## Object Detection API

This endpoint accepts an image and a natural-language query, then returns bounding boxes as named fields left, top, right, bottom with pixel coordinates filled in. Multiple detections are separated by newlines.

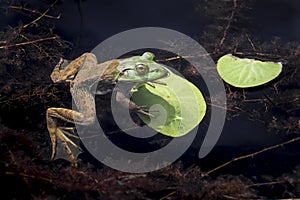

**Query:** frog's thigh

left=51, top=53, right=98, bottom=82
left=47, top=107, right=95, bottom=125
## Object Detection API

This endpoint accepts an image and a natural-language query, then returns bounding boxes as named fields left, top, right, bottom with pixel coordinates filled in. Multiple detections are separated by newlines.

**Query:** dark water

left=55, top=0, right=299, bottom=174
left=55, top=0, right=205, bottom=53
left=253, top=0, right=300, bottom=41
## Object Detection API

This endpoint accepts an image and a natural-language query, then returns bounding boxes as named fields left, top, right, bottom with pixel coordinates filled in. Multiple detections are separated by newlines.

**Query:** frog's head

left=117, top=52, right=169, bottom=83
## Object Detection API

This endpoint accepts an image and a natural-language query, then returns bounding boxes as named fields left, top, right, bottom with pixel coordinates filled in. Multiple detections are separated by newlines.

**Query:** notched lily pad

left=131, top=71, right=206, bottom=137
left=217, top=54, right=282, bottom=88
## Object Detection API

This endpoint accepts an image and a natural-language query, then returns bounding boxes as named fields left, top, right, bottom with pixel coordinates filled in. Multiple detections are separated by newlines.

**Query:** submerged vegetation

left=0, top=0, right=299, bottom=199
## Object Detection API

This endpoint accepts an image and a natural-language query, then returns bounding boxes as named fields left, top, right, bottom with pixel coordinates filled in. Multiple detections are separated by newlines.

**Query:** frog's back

left=74, top=59, right=120, bottom=86
left=71, top=58, right=120, bottom=113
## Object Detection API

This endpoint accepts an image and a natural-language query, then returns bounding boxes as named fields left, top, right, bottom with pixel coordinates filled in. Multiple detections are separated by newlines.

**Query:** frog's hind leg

left=46, top=107, right=94, bottom=165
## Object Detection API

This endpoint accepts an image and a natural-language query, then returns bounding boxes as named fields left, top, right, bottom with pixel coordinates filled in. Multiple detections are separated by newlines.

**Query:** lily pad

left=131, top=71, right=206, bottom=137
left=217, top=54, right=282, bottom=88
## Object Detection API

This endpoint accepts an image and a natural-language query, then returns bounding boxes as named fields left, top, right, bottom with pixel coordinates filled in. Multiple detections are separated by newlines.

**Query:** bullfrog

left=46, top=52, right=169, bottom=165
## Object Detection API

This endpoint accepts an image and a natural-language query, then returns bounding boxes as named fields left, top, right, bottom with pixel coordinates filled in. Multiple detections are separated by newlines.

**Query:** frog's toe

left=52, top=128, right=82, bottom=166
left=59, top=127, right=78, bottom=138
left=136, top=107, right=156, bottom=118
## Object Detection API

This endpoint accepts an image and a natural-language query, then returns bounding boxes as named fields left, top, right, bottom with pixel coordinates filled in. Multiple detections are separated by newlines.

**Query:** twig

left=215, top=0, right=237, bottom=52
left=247, top=179, right=300, bottom=188
left=156, top=53, right=213, bottom=62
left=23, top=0, right=59, bottom=28
left=18, top=33, right=55, bottom=61
left=242, top=98, right=267, bottom=103
left=2, top=169, right=103, bottom=192
left=159, top=191, right=176, bottom=200
left=19, top=34, right=45, bottom=55
left=0, top=36, right=58, bottom=49
left=246, top=34, right=256, bottom=51
left=4, top=171, right=53, bottom=183
left=1, top=5, right=61, bottom=19
left=234, top=51, right=282, bottom=58
left=7, top=147, right=17, bottom=165
left=207, top=103, right=236, bottom=112
left=204, top=137, right=300, bottom=176
left=102, top=174, right=147, bottom=183
left=0, top=86, right=61, bottom=105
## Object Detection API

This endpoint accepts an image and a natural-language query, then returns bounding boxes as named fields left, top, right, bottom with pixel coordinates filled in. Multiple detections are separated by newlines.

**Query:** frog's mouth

left=117, top=68, right=170, bottom=83
left=147, top=79, right=168, bottom=87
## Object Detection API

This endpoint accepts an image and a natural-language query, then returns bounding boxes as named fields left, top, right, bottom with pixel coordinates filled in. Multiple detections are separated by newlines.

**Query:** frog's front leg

left=115, top=91, right=153, bottom=117
left=50, top=53, right=97, bottom=83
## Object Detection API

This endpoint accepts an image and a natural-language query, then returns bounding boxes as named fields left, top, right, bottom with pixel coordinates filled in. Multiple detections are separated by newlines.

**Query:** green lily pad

left=217, top=54, right=282, bottom=88
left=131, top=72, right=206, bottom=137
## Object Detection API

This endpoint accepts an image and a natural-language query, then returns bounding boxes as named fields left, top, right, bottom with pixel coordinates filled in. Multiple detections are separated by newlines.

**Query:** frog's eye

left=141, top=52, right=155, bottom=61
left=135, top=64, right=149, bottom=75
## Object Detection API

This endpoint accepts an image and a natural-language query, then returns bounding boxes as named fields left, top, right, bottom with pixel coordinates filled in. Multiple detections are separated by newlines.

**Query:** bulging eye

left=135, top=64, right=149, bottom=75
